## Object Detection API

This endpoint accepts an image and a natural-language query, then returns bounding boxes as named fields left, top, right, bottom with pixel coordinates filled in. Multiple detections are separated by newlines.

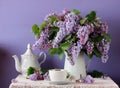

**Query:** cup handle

left=39, top=52, right=46, bottom=66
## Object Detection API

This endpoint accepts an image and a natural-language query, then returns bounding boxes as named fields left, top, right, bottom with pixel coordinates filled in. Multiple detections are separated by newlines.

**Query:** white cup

left=49, top=69, right=67, bottom=81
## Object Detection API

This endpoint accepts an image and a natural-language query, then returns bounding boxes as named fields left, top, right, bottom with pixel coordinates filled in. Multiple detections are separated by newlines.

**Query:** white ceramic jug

left=64, top=51, right=86, bottom=80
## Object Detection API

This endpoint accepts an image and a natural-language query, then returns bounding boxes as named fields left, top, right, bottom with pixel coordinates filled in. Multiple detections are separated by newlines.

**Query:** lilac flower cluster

left=44, top=12, right=57, bottom=21
left=77, top=25, right=90, bottom=45
left=29, top=71, right=44, bottom=81
left=84, top=75, right=94, bottom=83
left=32, top=29, right=51, bottom=50
left=43, top=72, right=50, bottom=80
left=67, top=42, right=82, bottom=65
left=32, top=9, right=110, bottom=65
left=52, top=21, right=66, bottom=48
left=97, top=39, right=110, bottom=63
left=101, top=22, right=108, bottom=34
left=76, top=75, right=94, bottom=84
left=86, top=41, right=94, bottom=55
left=52, top=12, right=78, bottom=48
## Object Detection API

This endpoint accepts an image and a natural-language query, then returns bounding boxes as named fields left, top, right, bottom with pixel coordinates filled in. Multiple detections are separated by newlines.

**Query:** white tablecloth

left=9, top=75, right=119, bottom=88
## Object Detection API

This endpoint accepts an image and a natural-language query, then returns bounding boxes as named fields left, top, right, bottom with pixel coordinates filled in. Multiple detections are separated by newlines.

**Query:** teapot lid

left=22, top=43, right=37, bottom=57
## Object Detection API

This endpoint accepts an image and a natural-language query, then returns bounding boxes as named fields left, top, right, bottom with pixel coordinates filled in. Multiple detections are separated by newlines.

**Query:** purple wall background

left=0, top=0, right=120, bottom=87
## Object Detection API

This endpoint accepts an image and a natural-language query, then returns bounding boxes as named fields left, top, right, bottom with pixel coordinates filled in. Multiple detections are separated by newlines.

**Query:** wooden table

left=9, top=75, right=119, bottom=88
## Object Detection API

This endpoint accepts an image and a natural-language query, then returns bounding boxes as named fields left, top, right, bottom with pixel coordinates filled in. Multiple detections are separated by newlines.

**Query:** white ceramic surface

left=64, top=51, right=86, bottom=80
left=12, top=43, right=46, bottom=75
left=49, top=69, right=67, bottom=82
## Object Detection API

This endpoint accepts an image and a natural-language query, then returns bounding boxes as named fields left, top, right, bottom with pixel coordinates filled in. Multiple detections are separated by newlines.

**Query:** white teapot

left=12, top=43, right=46, bottom=75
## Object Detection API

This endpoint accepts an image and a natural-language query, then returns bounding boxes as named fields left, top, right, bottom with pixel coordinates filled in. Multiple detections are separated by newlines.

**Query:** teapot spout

left=12, top=55, right=21, bottom=73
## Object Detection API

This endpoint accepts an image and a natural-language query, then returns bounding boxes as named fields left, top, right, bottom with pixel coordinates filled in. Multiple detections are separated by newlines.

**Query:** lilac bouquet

left=32, top=9, right=111, bottom=65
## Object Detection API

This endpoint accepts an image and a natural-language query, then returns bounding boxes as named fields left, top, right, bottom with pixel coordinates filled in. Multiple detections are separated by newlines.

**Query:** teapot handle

left=39, top=52, right=46, bottom=66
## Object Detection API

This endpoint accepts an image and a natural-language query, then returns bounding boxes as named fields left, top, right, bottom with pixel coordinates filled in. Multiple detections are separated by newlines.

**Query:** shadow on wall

left=0, top=47, right=13, bottom=88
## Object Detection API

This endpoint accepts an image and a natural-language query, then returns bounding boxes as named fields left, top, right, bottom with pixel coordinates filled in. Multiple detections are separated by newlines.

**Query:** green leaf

left=105, top=34, right=111, bottom=42
left=39, top=21, right=49, bottom=31
left=71, top=35, right=78, bottom=43
left=66, top=73, right=70, bottom=78
left=48, top=31, right=57, bottom=40
left=93, top=22, right=101, bottom=27
left=80, top=17, right=88, bottom=25
left=59, top=52, right=64, bottom=60
left=87, top=70, right=104, bottom=78
left=27, top=67, right=35, bottom=76
left=95, top=17, right=100, bottom=21
left=89, top=34, right=103, bottom=43
left=95, top=36, right=103, bottom=42
left=87, top=54, right=93, bottom=59
left=50, top=26, right=59, bottom=32
left=71, top=9, right=80, bottom=15
left=49, top=15, right=58, bottom=24
left=41, top=69, right=48, bottom=75
left=60, top=42, right=71, bottom=50
left=48, top=26, right=59, bottom=40
left=49, top=47, right=64, bottom=60
left=32, top=24, right=40, bottom=37
left=49, top=48, right=58, bottom=55
left=86, top=11, right=96, bottom=22
left=93, top=47, right=101, bottom=58
left=49, top=48, right=62, bottom=55
left=65, top=35, right=72, bottom=40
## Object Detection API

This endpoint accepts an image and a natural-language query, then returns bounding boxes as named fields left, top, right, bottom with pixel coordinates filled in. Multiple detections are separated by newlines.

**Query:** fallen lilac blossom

left=43, top=72, right=50, bottom=80
left=76, top=75, right=94, bottom=84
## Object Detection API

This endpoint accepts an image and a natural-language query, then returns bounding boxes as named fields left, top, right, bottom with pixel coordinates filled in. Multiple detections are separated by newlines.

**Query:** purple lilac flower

left=55, top=21, right=66, bottom=28
left=43, top=72, right=50, bottom=80
left=52, top=21, right=66, bottom=48
left=44, top=12, right=57, bottom=21
left=57, top=10, right=71, bottom=21
left=67, top=42, right=82, bottom=65
left=65, top=20, right=76, bottom=33
left=73, top=24, right=81, bottom=33
left=101, top=39, right=110, bottom=63
left=65, top=12, right=77, bottom=21
left=101, top=22, right=108, bottom=34
left=32, top=29, right=50, bottom=50
left=38, top=42, right=52, bottom=50
left=29, top=71, right=43, bottom=81
left=32, top=10, right=110, bottom=65
left=97, top=39, right=110, bottom=63
left=72, top=42, right=83, bottom=59
left=102, top=39, right=110, bottom=51
left=64, top=13, right=78, bottom=34
left=76, top=75, right=94, bottom=84
left=52, top=13, right=77, bottom=48
left=52, top=28, right=67, bottom=48
left=29, top=73, right=38, bottom=81
left=86, top=41, right=94, bottom=55
left=95, top=22, right=108, bottom=34
left=65, top=12, right=79, bottom=22
left=69, top=58, right=75, bottom=65
left=87, top=24, right=94, bottom=33
left=84, top=75, right=94, bottom=84
left=62, top=9, right=70, bottom=14
left=101, top=54, right=109, bottom=63
left=77, top=26, right=90, bottom=45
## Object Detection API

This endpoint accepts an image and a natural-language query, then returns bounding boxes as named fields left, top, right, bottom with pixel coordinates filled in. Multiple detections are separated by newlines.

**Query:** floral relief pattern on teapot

left=12, top=43, right=46, bottom=75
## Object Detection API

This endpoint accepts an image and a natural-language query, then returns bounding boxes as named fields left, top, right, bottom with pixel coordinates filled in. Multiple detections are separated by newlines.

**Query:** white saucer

left=49, top=80, right=72, bottom=85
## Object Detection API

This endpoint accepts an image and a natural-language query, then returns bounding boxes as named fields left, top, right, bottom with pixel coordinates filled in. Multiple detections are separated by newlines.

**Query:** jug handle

left=39, top=52, right=46, bottom=66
